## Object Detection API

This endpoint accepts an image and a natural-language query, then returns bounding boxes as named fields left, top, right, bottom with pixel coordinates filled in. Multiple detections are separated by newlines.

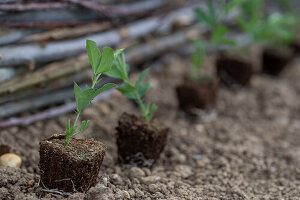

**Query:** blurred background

left=0, top=0, right=299, bottom=127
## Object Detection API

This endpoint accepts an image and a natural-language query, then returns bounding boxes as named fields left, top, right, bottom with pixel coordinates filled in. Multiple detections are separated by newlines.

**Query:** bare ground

left=0, top=55, right=300, bottom=200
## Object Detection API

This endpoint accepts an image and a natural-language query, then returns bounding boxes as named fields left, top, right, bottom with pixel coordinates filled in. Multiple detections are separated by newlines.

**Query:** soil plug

left=39, top=40, right=121, bottom=192
left=176, top=0, right=244, bottom=119
left=193, top=1, right=253, bottom=88
left=104, top=52, right=168, bottom=167
left=176, top=39, right=218, bottom=121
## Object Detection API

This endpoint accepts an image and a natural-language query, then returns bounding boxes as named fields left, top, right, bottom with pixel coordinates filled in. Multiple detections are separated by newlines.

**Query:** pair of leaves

left=104, top=53, right=129, bottom=80
left=211, top=25, right=236, bottom=46
left=86, top=40, right=115, bottom=74
left=74, top=82, right=116, bottom=112
left=195, top=0, right=241, bottom=28
left=117, top=68, right=151, bottom=100
left=195, top=1, right=217, bottom=28
left=192, top=39, right=206, bottom=69
left=143, top=102, right=157, bottom=122
left=65, top=119, right=90, bottom=146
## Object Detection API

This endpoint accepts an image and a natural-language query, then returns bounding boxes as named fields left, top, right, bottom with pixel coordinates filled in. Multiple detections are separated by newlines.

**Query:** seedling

left=237, top=0, right=297, bottom=48
left=191, top=0, right=240, bottom=80
left=65, top=40, right=122, bottom=146
left=190, top=39, right=206, bottom=81
left=195, top=0, right=240, bottom=46
left=104, top=53, right=157, bottom=122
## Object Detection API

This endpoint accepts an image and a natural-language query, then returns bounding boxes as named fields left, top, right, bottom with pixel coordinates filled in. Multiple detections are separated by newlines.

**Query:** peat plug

left=105, top=52, right=168, bottom=167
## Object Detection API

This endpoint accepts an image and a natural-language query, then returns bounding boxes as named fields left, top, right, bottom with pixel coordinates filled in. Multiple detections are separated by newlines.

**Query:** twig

left=0, top=89, right=115, bottom=128
left=0, top=70, right=91, bottom=105
left=0, top=2, right=201, bottom=66
left=0, top=55, right=89, bottom=96
left=0, top=21, right=100, bottom=28
left=21, top=22, right=111, bottom=43
left=0, top=2, right=68, bottom=11
left=66, top=0, right=167, bottom=17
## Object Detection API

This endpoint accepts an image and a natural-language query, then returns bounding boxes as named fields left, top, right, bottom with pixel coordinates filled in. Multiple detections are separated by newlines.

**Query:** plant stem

left=73, top=111, right=81, bottom=130
left=91, top=73, right=101, bottom=89
left=123, top=77, right=148, bottom=121
left=135, top=91, right=146, bottom=117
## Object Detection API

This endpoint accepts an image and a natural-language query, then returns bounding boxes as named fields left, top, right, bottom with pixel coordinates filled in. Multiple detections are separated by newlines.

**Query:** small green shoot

left=237, top=0, right=297, bottom=48
left=195, top=0, right=240, bottom=46
left=65, top=40, right=122, bottom=146
left=191, top=0, right=241, bottom=80
left=104, top=53, right=157, bottom=122
left=191, top=39, right=206, bottom=81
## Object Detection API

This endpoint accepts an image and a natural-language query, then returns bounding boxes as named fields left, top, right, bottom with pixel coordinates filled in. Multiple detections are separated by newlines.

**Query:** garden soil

left=0, top=55, right=300, bottom=199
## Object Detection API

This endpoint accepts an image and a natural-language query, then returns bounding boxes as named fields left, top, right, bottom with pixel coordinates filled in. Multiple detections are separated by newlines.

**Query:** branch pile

left=0, top=0, right=209, bottom=126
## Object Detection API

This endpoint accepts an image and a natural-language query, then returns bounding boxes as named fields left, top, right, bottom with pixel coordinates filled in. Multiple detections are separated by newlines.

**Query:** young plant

left=104, top=53, right=157, bottom=122
left=190, top=39, right=206, bottom=81
left=65, top=40, right=122, bottom=146
left=191, top=0, right=240, bottom=80
left=195, top=0, right=241, bottom=46
left=237, top=0, right=297, bottom=48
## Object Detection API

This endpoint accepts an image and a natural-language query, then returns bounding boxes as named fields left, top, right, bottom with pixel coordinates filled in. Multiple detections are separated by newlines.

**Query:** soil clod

left=116, top=113, right=168, bottom=168
left=39, top=134, right=106, bottom=192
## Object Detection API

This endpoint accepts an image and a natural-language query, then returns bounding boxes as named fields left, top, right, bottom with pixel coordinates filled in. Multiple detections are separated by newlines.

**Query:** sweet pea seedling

left=65, top=40, right=122, bottom=146
left=191, top=0, right=240, bottom=80
left=104, top=53, right=157, bottom=122
left=237, top=0, right=297, bottom=48
left=195, top=0, right=240, bottom=46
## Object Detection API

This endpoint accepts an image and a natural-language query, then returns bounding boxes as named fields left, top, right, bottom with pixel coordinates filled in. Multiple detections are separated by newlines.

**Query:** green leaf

left=78, top=89, right=97, bottom=111
left=79, top=120, right=90, bottom=134
left=74, top=83, right=96, bottom=112
left=97, top=47, right=114, bottom=74
left=74, top=82, right=82, bottom=111
left=207, top=1, right=216, bottom=27
left=114, top=48, right=124, bottom=59
left=225, top=0, right=241, bottom=15
left=95, top=78, right=103, bottom=85
left=144, top=103, right=157, bottom=121
left=86, top=40, right=101, bottom=74
left=135, top=68, right=150, bottom=87
left=104, top=63, right=123, bottom=79
left=195, top=8, right=209, bottom=25
left=211, top=25, right=228, bottom=43
left=117, top=83, right=136, bottom=99
left=125, top=64, right=130, bottom=74
left=65, top=119, right=77, bottom=146
left=137, top=83, right=151, bottom=97
left=95, top=83, right=116, bottom=95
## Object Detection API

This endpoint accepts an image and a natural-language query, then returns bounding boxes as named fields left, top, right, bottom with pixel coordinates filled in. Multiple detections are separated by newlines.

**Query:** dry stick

left=0, top=2, right=201, bottom=66
left=66, top=0, right=167, bottom=17
left=0, top=75, right=116, bottom=118
left=0, top=70, right=91, bottom=105
left=0, top=29, right=41, bottom=46
left=0, top=21, right=104, bottom=28
left=0, top=55, right=90, bottom=96
left=0, top=2, right=68, bottom=11
left=0, top=30, right=253, bottom=123
left=0, top=0, right=168, bottom=27
left=0, top=89, right=115, bottom=128
left=0, top=29, right=193, bottom=121
left=0, top=0, right=23, bottom=4
left=21, top=22, right=112, bottom=43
